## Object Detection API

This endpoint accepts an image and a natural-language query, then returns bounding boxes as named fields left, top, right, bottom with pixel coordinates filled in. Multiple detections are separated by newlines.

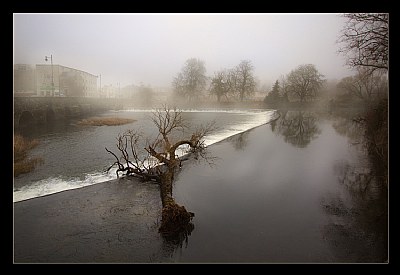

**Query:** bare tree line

left=334, top=13, right=388, bottom=103
left=173, top=58, right=257, bottom=103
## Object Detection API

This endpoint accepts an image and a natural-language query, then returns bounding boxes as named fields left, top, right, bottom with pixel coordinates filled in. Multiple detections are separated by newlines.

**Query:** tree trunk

left=159, top=168, right=175, bottom=207
left=158, top=165, right=194, bottom=236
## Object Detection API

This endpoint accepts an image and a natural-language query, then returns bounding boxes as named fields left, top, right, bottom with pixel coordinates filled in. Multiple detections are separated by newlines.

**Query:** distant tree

left=279, top=75, right=290, bottom=102
left=172, top=58, right=207, bottom=102
left=136, top=84, right=154, bottom=106
left=337, top=68, right=388, bottom=102
left=209, top=69, right=235, bottom=102
left=286, top=64, right=325, bottom=102
left=270, top=80, right=280, bottom=98
left=264, top=80, right=281, bottom=104
left=337, top=13, right=388, bottom=74
left=233, top=60, right=257, bottom=102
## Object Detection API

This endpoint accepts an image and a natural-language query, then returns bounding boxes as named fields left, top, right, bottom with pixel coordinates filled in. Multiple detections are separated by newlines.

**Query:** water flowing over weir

left=14, top=109, right=275, bottom=202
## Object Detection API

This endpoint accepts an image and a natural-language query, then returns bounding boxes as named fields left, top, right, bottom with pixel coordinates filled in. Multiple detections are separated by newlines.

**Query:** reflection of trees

left=334, top=160, right=377, bottom=200
left=229, top=131, right=250, bottom=150
left=271, top=111, right=321, bottom=148
left=331, top=108, right=388, bottom=187
left=332, top=116, right=364, bottom=145
left=321, top=160, right=387, bottom=262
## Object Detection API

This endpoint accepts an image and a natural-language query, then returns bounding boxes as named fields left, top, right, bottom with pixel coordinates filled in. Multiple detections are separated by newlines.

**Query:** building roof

left=36, top=64, right=98, bottom=78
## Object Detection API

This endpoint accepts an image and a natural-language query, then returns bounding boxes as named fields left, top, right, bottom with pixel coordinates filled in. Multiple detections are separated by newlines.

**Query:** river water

left=14, top=108, right=275, bottom=202
left=167, top=110, right=387, bottom=262
left=13, top=108, right=387, bottom=262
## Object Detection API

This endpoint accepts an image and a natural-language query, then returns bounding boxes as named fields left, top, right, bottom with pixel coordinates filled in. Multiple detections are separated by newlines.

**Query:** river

left=13, top=108, right=387, bottom=262
left=169, top=110, right=387, bottom=262
left=13, top=108, right=275, bottom=202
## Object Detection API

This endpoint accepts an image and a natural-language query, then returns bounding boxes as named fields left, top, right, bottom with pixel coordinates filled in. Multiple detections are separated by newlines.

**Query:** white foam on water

left=13, top=109, right=275, bottom=202
left=13, top=168, right=119, bottom=202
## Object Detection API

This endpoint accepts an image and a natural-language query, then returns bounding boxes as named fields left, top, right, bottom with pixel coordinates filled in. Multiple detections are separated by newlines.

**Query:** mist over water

left=13, top=13, right=387, bottom=263
left=13, top=109, right=275, bottom=202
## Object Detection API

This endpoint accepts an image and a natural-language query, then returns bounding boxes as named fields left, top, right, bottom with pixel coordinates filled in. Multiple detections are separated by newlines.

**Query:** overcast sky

left=13, top=13, right=354, bottom=89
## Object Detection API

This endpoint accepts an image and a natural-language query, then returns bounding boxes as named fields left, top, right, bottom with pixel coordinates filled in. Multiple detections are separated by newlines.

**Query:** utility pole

left=45, top=55, right=54, bottom=96
left=44, top=54, right=54, bottom=96
left=98, top=74, right=102, bottom=97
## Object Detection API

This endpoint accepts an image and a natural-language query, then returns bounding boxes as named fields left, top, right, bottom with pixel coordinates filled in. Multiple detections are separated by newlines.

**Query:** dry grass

left=14, top=158, right=44, bottom=177
left=14, top=135, right=39, bottom=162
left=77, top=117, right=136, bottom=126
left=14, top=135, right=43, bottom=177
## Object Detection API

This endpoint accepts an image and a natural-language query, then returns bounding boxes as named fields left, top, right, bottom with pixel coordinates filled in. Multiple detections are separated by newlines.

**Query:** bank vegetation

left=14, top=135, right=43, bottom=177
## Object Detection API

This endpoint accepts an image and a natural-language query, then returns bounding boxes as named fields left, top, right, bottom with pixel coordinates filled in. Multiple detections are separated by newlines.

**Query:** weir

left=13, top=109, right=275, bottom=202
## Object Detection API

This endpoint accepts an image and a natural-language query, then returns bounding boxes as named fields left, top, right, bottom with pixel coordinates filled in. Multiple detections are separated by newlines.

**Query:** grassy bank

left=77, top=117, right=136, bottom=126
left=14, top=135, right=43, bottom=177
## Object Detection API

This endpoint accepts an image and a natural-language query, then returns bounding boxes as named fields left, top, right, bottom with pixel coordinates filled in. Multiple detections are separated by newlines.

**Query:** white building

left=101, top=84, right=118, bottom=98
left=14, top=64, right=36, bottom=96
left=35, top=64, right=98, bottom=97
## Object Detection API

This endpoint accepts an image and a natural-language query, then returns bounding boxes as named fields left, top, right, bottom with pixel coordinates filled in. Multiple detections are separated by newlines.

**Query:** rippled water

left=14, top=109, right=275, bottom=202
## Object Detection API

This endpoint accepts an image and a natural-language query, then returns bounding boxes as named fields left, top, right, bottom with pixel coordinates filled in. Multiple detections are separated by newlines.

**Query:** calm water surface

left=169, top=111, right=387, bottom=262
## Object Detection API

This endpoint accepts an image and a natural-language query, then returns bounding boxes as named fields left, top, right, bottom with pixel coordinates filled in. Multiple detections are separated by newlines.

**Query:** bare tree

left=234, top=60, right=257, bottom=102
left=337, top=13, right=388, bottom=74
left=337, top=68, right=388, bottom=102
left=279, top=75, right=290, bottom=101
left=209, top=69, right=236, bottom=102
left=286, top=64, right=325, bottom=102
left=106, top=106, right=216, bottom=236
left=172, top=58, right=207, bottom=102
left=135, top=84, right=154, bottom=107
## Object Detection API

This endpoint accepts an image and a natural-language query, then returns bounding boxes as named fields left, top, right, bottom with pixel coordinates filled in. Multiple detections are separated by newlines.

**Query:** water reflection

left=321, top=160, right=387, bottom=262
left=271, top=110, right=321, bottom=148
left=158, top=224, right=194, bottom=262
left=334, top=160, right=376, bottom=200
left=331, top=115, right=364, bottom=145
left=228, top=131, right=250, bottom=150
left=332, top=112, right=387, bottom=187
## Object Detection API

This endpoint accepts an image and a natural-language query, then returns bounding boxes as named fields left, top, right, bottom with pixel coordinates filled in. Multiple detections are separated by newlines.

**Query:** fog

left=13, top=13, right=354, bottom=89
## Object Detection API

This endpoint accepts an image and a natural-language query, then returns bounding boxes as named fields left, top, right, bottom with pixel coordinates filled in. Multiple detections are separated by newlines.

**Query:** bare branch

left=337, top=13, right=388, bottom=73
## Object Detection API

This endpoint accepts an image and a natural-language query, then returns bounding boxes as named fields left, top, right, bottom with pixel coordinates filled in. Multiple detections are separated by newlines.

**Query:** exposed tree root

left=159, top=202, right=194, bottom=237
